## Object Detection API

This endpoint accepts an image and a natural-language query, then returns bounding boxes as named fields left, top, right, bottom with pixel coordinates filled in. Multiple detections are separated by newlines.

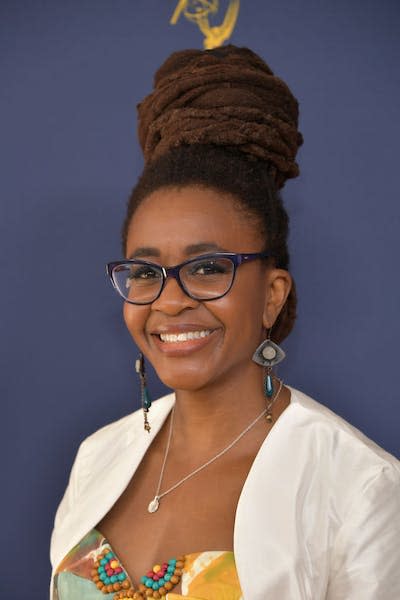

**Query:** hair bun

left=137, top=45, right=303, bottom=188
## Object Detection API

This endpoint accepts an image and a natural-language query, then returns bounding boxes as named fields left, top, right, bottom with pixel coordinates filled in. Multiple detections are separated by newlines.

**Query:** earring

left=135, top=353, right=152, bottom=433
left=252, top=333, right=285, bottom=420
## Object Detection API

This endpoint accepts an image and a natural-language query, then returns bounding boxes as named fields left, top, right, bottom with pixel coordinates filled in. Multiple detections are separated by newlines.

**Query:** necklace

left=93, top=542, right=185, bottom=599
left=148, top=379, right=284, bottom=513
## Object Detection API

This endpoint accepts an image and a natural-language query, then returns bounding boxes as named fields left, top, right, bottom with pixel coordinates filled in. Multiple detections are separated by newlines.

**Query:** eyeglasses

left=106, top=252, right=271, bottom=305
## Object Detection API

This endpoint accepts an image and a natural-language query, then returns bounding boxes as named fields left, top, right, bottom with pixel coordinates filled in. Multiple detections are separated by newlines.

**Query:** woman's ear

left=262, top=269, right=292, bottom=329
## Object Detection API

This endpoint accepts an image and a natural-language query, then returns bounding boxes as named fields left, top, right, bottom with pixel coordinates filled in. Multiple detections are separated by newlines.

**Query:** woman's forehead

left=126, top=186, right=264, bottom=256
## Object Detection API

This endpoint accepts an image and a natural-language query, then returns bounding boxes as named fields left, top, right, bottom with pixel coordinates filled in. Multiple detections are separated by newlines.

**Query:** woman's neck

left=170, top=362, right=289, bottom=452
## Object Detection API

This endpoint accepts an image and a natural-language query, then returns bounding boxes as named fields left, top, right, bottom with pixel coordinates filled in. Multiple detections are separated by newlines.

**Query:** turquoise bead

left=152, top=582, right=159, bottom=591
left=110, top=575, right=117, bottom=583
left=164, top=574, right=171, bottom=581
left=143, top=388, right=152, bottom=409
left=167, top=565, right=174, bottom=573
left=158, top=578, right=165, bottom=586
left=104, top=577, right=111, bottom=585
left=119, top=573, right=127, bottom=581
left=140, top=575, right=147, bottom=584
left=106, top=552, right=114, bottom=560
left=98, top=566, right=105, bottom=573
left=265, top=374, right=274, bottom=397
left=100, top=558, right=107, bottom=566
left=100, top=573, right=107, bottom=582
left=145, top=578, right=153, bottom=587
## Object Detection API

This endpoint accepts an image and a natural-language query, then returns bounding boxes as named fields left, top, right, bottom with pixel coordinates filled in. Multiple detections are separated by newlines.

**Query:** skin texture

left=99, top=185, right=292, bottom=589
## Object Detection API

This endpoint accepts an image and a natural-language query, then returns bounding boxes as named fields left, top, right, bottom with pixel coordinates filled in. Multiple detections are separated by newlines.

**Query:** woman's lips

left=150, top=328, right=219, bottom=355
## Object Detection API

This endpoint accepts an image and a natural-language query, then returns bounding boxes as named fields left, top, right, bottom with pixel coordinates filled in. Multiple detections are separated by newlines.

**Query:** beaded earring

left=252, top=332, right=285, bottom=421
left=135, top=353, right=152, bottom=432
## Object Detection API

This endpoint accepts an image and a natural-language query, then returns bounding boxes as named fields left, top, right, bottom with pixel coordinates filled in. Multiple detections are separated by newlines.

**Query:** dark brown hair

left=123, top=45, right=302, bottom=343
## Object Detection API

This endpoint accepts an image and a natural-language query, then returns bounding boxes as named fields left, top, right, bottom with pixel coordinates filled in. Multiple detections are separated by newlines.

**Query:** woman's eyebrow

left=184, top=242, right=227, bottom=255
left=128, top=243, right=227, bottom=260
left=128, top=247, right=160, bottom=259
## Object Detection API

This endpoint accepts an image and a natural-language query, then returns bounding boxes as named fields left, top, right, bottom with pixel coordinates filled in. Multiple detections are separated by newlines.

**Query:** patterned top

left=53, top=528, right=243, bottom=600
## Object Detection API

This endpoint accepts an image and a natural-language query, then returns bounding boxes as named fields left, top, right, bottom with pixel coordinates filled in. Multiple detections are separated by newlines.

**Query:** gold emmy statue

left=170, top=0, right=240, bottom=50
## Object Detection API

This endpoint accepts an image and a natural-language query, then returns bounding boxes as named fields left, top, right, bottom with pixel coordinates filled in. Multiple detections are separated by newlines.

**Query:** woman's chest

left=97, top=448, right=255, bottom=589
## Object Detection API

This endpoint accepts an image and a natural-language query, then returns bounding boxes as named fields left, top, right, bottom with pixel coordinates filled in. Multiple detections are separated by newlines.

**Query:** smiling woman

left=50, top=46, right=400, bottom=600
left=121, top=186, right=290, bottom=393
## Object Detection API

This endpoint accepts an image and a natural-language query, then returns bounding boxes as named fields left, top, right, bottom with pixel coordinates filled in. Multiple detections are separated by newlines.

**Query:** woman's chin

left=156, top=369, right=210, bottom=393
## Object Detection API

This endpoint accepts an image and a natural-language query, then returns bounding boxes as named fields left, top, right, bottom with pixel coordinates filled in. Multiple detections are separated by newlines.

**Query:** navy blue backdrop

left=1, top=1, right=399, bottom=597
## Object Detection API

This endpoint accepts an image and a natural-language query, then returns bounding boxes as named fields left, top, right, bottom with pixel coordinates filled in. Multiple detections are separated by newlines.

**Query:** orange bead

left=158, top=587, right=166, bottom=595
left=174, top=569, right=182, bottom=576
left=138, top=583, right=147, bottom=592
left=113, top=582, right=121, bottom=591
left=96, top=581, right=103, bottom=590
left=176, top=561, right=184, bottom=568
left=164, top=581, right=173, bottom=590
left=170, top=575, right=179, bottom=584
left=122, top=580, right=131, bottom=589
left=153, top=592, right=161, bottom=599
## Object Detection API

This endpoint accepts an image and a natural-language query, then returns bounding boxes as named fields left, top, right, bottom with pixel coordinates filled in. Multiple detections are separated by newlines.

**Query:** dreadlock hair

left=122, top=45, right=302, bottom=343
left=122, top=143, right=297, bottom=344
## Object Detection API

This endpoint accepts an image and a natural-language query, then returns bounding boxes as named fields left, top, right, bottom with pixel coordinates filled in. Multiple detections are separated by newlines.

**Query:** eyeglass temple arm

left=239, top=251, right=271, bottom=264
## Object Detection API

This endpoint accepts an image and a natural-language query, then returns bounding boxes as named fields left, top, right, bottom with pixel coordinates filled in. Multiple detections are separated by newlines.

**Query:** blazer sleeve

left=326, top=463, right=400, bottom=599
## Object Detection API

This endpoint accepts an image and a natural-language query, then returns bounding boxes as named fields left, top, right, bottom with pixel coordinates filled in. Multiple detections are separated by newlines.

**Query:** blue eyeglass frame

left=106, top=251, right=272, bottom=305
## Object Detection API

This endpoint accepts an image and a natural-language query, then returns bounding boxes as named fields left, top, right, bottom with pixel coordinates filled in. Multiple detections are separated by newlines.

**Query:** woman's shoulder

left=287, top=385, right=399, bottom=475
left=75, top=392, right=175, bottom=461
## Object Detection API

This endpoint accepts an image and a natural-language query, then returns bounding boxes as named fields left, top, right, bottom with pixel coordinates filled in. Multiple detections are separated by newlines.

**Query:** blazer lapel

left=52, top=393, right=175, bottom=570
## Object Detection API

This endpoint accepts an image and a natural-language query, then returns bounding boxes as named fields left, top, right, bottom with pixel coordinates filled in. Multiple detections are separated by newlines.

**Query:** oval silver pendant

left=148, top=497, right=160, bottom=513
left=252, top=339, right=285, bottom=367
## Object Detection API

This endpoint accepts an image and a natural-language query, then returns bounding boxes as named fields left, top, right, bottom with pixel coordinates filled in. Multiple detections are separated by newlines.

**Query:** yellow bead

left=110, top=560, right=119, bottom=568
left=153, top=564, right=161, bottom=573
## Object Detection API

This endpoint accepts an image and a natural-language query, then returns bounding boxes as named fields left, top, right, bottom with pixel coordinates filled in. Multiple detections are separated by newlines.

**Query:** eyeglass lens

left=112, top=256, right=235, bottom=303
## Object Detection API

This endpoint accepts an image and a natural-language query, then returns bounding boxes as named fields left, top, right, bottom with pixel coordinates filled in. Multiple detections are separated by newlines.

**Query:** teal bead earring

left=135, top=353, right=152, bottom=432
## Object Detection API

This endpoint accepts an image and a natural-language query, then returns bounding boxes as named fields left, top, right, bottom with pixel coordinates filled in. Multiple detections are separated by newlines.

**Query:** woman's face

left=123, top=185, right=289, bottom=392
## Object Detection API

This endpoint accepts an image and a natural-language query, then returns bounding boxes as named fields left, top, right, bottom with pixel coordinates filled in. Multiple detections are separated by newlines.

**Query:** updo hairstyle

left=122, top=46, right=303, bottom=344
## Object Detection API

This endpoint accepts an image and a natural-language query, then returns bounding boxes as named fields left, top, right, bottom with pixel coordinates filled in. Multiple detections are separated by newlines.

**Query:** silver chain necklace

left=147, top=380, right=284, bottom=513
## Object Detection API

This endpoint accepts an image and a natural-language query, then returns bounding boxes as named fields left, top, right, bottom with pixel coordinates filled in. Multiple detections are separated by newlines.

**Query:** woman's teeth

left=159, top=330, right=211, bottom=343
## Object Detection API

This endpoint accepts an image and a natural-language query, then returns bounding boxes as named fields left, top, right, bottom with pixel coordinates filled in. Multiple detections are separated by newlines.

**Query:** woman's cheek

left=123, top=303, right=145, bottom=342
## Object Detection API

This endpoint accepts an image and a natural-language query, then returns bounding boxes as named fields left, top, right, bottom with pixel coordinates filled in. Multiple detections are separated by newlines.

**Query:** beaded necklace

left=92, top=380, right=283, bottom=598
left=92, top=546, right=185, bottom=599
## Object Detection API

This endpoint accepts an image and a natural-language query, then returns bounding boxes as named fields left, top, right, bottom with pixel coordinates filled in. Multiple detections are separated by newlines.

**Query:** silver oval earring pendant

left=252, top=338, right=286, bottom=403
left=252, top=339, right=286, bottom=368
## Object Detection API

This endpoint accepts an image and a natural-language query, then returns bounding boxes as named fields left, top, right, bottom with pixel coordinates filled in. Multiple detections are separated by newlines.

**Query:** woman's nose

left=151, top=275, right=199, bottom=314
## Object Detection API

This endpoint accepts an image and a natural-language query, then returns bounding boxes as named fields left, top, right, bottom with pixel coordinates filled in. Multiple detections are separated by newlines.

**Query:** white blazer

left=50, top=387, right=400, bottom=599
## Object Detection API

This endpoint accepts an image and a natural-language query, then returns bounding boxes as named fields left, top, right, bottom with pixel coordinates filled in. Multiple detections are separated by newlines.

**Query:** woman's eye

left=190, top=260, right=228, bottom=275
left=128, top=266, right=161, bottom=280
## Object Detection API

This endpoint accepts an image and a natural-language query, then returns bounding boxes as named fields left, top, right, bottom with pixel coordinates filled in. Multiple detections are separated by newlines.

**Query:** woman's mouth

left=158, top=330, right=212, bottom=343
left=151, top=328, right=218, bottom=355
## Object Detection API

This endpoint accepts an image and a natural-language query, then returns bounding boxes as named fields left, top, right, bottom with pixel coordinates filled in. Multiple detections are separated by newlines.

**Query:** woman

left=50, top=46, right=400, bottom=599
